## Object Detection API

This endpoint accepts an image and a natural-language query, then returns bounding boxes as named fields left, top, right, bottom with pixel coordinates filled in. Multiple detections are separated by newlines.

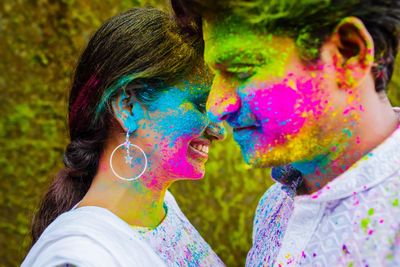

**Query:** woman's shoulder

left=164, top=190, right=179, bottom=208
left=23, top=206, right=167, bottom=267
left=164, top=190, right=187, bottom=221
left=22, top=235, right=117, bottom=267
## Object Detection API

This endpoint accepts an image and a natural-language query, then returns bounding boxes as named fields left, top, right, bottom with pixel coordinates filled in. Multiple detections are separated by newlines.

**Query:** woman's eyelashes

left=190, top=94, right=209, bottom=114
left=193, top=99, right=207, bottom=113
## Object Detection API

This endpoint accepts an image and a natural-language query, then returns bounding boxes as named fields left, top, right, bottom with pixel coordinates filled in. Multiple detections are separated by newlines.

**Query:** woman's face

left=128, top=80, right=225, bottom=186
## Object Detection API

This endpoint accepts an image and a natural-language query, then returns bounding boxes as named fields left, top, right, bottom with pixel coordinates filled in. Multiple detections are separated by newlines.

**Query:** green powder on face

left=342, top=128, right=352, bottom=137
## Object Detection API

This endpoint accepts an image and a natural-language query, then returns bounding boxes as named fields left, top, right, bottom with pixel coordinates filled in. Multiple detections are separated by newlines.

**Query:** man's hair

left=172, top=0, right=400, bottom=92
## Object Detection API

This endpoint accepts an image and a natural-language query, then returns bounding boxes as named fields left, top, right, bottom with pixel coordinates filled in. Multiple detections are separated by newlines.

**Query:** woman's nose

left=205, top=122, right=226, bottom=141
left=206, top=76, right=241, bottom=123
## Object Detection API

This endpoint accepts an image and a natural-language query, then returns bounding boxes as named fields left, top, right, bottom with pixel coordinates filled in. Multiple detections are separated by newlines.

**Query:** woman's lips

left=188, top=138, right=210, bottom=160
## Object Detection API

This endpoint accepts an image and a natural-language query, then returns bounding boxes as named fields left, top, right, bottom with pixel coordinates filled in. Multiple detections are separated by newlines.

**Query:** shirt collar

left=296, top=108, right=400, bottom=203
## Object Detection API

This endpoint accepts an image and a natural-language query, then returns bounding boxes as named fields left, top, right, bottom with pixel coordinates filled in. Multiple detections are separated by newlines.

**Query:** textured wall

left=0, top=1, right=399, bottom=267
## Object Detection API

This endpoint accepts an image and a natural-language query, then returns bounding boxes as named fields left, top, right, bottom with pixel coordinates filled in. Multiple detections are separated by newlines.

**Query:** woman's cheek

left=158, top=135, right=197, bottom=178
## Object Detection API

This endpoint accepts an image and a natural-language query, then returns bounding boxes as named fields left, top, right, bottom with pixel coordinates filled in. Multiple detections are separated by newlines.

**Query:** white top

left=22, top=191, right=224, bottom=267
left=247, top=113, right=400, bottom=266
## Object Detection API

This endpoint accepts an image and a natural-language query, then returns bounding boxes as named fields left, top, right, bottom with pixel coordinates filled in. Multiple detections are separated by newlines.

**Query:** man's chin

left=242, top=152, right=284, bottom=168
left=241, top=144, right=299, bottom=168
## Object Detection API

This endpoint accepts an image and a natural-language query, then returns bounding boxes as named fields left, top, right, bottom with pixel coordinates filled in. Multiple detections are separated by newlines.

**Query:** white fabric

left=131, top=191, right=225, bottom=267
left=22, top=192, right=193, bottom=267
left=248, top=111, right=400, bottom=266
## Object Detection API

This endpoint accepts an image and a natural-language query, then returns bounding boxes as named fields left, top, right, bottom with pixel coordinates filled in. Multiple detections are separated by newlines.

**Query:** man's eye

left=236, top=71, right=254, bottom=80
left=225, top=66, right=255, bottom=80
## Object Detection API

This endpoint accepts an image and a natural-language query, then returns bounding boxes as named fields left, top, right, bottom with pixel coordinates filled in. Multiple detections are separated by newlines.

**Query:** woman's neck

left=78, top=160, right=170, bottom=228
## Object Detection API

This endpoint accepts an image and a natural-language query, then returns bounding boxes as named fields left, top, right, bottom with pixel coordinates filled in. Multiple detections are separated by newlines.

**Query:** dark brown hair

left=31, top=7, right=204, bottom=245
left=172, top=0, right=400, bottom=92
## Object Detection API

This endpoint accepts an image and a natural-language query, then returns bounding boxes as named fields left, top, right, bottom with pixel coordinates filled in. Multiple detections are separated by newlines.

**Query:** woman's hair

left=31, top=7, right=205, bottom=245
left=172, top=0, right=400, bottom=92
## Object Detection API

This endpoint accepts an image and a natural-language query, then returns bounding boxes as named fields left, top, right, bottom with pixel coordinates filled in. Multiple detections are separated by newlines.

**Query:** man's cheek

left=247, top=80, right=307, bottom=136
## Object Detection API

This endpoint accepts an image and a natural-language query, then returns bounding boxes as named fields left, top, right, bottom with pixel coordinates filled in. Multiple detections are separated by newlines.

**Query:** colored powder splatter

left=301, top=251, right=306, bottom=258
left=360, top=218, right=370, bottom=231
left=368, top=208, right=374, bottom=216
left=342, top=244, right=350, bottom=255
left=342, top=128, right=352, bottom=137
left=247, top=79, right=308, bottom=145
left=148, top=88, right=208, bottom=147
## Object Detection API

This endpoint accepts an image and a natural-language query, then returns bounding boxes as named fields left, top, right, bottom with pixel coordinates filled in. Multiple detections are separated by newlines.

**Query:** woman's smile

left=188, top=137, right=211, bottom=160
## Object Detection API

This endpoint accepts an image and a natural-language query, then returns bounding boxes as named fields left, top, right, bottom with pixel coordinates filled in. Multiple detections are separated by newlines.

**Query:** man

left=172, top=1, right=400, bottom=266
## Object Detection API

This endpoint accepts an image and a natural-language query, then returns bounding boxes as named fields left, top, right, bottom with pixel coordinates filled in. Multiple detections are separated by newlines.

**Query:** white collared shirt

left=247, top=111, right=400, bottom=267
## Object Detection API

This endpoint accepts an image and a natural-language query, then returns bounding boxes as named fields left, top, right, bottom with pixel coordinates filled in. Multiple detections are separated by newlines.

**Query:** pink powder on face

left=157, top=134, right=204, bottom=185
left=247, top=78, right=319, bottom=146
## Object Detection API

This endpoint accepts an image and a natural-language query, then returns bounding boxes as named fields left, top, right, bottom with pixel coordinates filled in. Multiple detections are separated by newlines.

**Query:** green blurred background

left=0, top=1, right=399, bottom=267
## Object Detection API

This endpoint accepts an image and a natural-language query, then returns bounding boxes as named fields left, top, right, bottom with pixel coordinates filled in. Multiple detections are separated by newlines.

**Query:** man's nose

left=205, top=121, right=226, bottom=141
left=206, top=76, right=241, bottom=123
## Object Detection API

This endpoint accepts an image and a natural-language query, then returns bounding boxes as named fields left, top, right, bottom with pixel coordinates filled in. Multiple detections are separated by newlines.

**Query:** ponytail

left=30, top=136, right=105, bottom=245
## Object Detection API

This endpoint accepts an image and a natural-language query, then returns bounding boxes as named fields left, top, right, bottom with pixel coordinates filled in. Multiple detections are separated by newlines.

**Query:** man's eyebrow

left=213, top=49, right=265, bottom=65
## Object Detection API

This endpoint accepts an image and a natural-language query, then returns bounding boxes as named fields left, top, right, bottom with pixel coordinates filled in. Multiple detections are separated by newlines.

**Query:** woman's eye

left=197, top=102, right=207, bottom=113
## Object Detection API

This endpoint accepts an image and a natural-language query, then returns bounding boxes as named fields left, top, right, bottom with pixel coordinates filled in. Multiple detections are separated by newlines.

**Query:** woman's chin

left=184, top=168, right=205, bottom=180
left=175, top=164, right=205, bottom=181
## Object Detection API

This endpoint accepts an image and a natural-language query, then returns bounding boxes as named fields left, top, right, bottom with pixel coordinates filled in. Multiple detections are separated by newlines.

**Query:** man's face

left=204, top=17, right=357, bottom=168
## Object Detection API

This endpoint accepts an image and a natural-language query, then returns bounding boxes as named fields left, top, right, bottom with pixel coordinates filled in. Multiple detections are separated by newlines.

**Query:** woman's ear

left=112, top=89, right=141, bottom=132
left=328, top=16, right=375, bottom=89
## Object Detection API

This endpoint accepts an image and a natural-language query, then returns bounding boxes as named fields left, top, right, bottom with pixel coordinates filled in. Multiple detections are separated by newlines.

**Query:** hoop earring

left=109, top=130, right=148, bottom=181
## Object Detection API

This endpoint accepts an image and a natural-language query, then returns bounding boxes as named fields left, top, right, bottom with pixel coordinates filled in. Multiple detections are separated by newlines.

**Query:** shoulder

left=164, top=190, right=187, bottom=221
left=252, top=183, right=288, bottom=239
left=165, top=190, right=180, bottom=209
left=22, top=235, right=117, bottom=267
left=255, top=183, right=286, bottom=217
left=23, top=207, right=166, bottom=267
left=22, top=208, right=119, bottom=267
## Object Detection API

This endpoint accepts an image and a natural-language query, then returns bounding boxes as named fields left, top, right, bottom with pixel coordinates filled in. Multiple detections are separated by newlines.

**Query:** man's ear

left=329, top=17, right=375, bottom=89
left=111, top=89, right=140, bottom=132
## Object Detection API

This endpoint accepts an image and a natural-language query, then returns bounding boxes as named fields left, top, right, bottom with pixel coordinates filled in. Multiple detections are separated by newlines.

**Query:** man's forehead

left=203, top=15, right=258, bottom=42
left=203, top=17, right=292, bottom=65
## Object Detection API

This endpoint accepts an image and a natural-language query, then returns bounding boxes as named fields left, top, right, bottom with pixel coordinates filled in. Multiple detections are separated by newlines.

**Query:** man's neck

left=295, top=98, right=399, bottom=195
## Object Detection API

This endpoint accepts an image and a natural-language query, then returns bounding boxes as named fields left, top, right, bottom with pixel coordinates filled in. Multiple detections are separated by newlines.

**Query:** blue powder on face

left=147, top=87, right=209, bottom=147
left=292, top=154, right=329, bottom=175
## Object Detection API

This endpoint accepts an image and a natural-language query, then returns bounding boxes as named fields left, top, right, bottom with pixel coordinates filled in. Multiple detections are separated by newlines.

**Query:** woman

left=22, top=8, right=226, bottom=267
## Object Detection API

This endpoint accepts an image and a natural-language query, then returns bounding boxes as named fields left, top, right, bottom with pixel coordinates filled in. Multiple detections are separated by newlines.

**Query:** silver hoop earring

left=109, top=130, right=148, bottom=181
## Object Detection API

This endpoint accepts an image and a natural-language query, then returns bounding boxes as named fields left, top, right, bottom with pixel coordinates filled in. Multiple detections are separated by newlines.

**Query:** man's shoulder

left=253, top=182, right=290, bottom=232
left=256, top=183, right=286, bottom=213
